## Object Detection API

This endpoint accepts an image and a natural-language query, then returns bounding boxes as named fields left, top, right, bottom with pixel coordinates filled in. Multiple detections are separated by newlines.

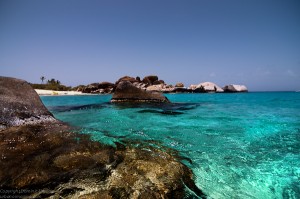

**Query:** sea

left=41, top=92, right=300, bottom=199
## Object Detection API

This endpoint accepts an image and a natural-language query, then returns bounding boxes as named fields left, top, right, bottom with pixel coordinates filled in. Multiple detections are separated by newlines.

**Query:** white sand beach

left=35, top=89, right=88, bottom=96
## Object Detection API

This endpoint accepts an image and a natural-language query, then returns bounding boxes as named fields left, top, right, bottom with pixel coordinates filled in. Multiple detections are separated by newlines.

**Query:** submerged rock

left=111, top=81, right=170, bottom=103
left=107, top=145, right=205, bottom=199
left=0, top=76, right=203, bottom=198
left=223, top=84, right=248, bottom=92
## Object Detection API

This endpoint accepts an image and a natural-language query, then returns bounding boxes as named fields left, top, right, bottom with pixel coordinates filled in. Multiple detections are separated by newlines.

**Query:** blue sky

left=0, top=0, right=299, bottom=91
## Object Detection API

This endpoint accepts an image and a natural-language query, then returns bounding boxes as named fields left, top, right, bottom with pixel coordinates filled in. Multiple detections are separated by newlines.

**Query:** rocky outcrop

left=80, top=82, right=115, bottom=94
left=0, top=76, right=56, bottom=129
left=0, top=76, right=204, bottom=198
left=175, top=82, right=185, bottom=88
left=142, top=75, right=158, bottom=85
left=82, top=83, right=99, bottom=93
left=153, top=79, right=165, bottom=85
left=72, top=75, right=249, bottom=95
left=98, top=81, right=115, bottom=89
left=223, top=84, right=248, bottom=92
left=97, top=81, right=115, bottom=93
left=146, top=84, right=164, bottom=92
left=115, top=76, right=138, bottom=85
left=188, top=82, right=224, bottom=93
left=111, top=81, right=170, bottom=103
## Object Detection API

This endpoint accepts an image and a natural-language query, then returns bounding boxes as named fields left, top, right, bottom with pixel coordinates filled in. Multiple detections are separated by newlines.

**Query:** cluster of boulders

left=184, top=82, right=248, bottom=93
left=0, top=76, right=205, bottom=198
left=77, top=75, right=248, bottom=94
left=77, top=81, right=115, bottom=94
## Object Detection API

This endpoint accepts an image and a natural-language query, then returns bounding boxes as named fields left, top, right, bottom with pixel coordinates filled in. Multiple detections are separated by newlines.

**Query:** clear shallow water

left=41, top=92, right=300, bottom=199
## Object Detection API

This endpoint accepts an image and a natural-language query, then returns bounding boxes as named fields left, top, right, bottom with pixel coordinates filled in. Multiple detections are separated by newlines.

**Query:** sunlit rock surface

left=223, top=84, right=248, bottom=92
left=195, top=82, right=224, bottom=93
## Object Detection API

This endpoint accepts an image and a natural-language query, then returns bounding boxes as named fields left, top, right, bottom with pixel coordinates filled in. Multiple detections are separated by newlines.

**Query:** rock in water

left=223, top=84, right=248, bottom=92
left=0, top=76, right=56, bottom=129
left=196, top=82, right=224, bottom=93
left=111, top=81, right=170, bottom=103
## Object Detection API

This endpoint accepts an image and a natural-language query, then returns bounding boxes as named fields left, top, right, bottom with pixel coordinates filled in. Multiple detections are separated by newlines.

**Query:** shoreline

left=35, top=89, right=91, bottom=96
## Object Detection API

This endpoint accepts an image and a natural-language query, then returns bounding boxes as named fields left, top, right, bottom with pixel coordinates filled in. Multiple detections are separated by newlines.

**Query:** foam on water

left=41, top=92, right=300, bottom=198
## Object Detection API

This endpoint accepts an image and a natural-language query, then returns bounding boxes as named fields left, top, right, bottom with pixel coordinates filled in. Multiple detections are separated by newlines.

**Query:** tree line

left=30, top=76, right=72, bottom=91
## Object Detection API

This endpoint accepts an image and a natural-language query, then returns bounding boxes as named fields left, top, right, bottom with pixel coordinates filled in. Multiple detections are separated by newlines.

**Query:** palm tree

left=40, top=76, right=45, bottom=84
left=48, top=78, right=56, bottom=84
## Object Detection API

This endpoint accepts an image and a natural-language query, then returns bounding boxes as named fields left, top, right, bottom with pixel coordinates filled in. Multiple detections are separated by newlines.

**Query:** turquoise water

left=41, top=92, right=300, bottom=199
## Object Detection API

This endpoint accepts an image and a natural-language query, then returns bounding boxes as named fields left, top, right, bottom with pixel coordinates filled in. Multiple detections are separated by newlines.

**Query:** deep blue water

left=41, top=92, right=300, bottom=199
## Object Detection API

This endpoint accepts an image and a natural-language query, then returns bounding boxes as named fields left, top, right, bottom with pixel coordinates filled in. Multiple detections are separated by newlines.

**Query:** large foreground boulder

left=111, top=81, right=170, bottom=103
left=223, top=84, right=248, bottom=92
left=0, top=76, right=203, bottom=198
left=0, top=76, right=56, bottom=129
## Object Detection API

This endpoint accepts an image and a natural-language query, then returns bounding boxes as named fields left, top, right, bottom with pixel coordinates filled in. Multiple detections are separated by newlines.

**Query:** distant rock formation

left=142, top=75, right=158, bottom=85
left=80, top=81, right=115, bottom=94
left=81, top=83, right=99, bottom=93
left=97, top=81, right=115, bottom=93
left=111, top=81, right=170, bottom=103
left=0, top=76, right=204, bottom=198
left=223, top=84, right=248, bottom=92
left=192, top=82, right=224, bottom=93
left=146, top=84, right=164, bottom=92
left=73, top=74, right=248, bottom=94
left=115, top=75, right=139, bottom=85
left=153, top=79, right=165, bottom=85
left=175, top=82, right=185, bottom=88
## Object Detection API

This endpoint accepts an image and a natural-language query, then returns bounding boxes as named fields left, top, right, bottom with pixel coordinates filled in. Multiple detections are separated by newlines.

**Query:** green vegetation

left=31, top=78, right=72, bottom=91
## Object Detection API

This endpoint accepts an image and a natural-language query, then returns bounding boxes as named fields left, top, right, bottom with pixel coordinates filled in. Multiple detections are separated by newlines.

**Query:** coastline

left=35, top=89, right=90, bottom=96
